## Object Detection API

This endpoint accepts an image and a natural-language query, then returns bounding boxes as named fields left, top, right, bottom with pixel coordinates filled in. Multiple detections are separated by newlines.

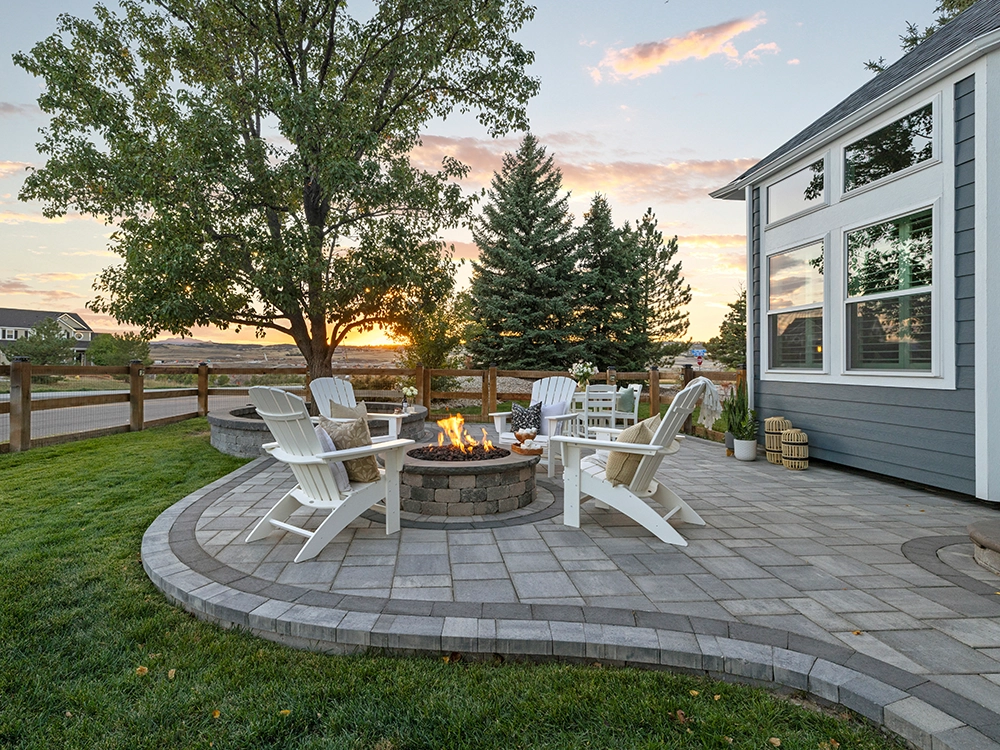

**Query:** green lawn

left=0, top=421, right=903, bottom=749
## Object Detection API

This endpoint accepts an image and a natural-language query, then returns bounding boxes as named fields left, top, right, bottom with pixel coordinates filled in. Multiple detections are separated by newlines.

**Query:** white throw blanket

left=688, top=376, right=723, bottom=428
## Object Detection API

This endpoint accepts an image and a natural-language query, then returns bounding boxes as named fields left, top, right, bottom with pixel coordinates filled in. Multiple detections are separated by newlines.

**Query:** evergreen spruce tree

left=634, top=208, right=692, bottom=366
left=467, top=135, right=582, bottom=369
left=575, top=194, right=651, bottom=371
left=706, top=287, right=747, bottom=370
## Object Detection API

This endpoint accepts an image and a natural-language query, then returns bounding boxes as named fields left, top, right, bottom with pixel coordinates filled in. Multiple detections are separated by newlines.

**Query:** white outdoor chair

left=612, top=383, right=643, bottom=428
left=552, top=378, right=717, bottom=546
left=490, top=375, right=579, bottom=478
left=309, top=376, right=403, bottom=444
left=247, top=386, right=413, bottom=562
left=581, top=383, right=617, bottom=437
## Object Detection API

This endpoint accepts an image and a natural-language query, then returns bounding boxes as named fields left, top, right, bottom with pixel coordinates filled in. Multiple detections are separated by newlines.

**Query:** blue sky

left=0, top=0, right=938, bottom=344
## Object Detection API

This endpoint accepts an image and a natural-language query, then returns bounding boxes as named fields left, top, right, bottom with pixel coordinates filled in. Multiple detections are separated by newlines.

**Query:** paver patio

left=143, top=428, right=1000, bottom=750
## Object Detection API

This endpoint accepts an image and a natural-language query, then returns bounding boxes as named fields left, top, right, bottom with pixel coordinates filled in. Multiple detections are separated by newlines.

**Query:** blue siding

left=752, top=74, right=976, bottom=495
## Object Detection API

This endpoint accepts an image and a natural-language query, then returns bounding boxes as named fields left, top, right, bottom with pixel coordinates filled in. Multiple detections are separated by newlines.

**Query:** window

left=846, top=208, right=933, bottom=370
left=844, top=103, right=933, bottom=192
left=767, top=159, right=824, bottom=223
left=767, top=241, right=824, bottom=369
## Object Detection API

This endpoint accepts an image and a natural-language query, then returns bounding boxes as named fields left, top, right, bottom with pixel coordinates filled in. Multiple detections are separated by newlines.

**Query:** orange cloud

left=597, top=12, right=769, bottom=80
left=678, top=234, right=746, bottom=248
left=448, top=241, right=480, bottom=260
left=0, top=210, right=71, bottom=225
left=0, top=161, right=31, bottom=179
left=0, top=103, right=37, bottom=117
left=742, top=42, right=780, bottom=62
left=0, top=276, right=85, bottom=303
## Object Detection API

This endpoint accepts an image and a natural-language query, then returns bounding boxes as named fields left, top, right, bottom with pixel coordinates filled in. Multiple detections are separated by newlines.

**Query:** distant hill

left=149, top=339, right=401, bottom=366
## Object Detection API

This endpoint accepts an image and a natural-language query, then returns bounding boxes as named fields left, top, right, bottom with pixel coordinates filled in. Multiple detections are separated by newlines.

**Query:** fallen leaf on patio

left=279, top=710, right=291, bottom=716
left=136, top=666, right=148, bottom=676
left=769, top=738, right=781, bottom=746
left=689, top=690, right=699, bottom=696
left=211, top=710, right=220, bottom=719
left=168, top=669, right=176, bottom=680
left=852, top=630, right=862, bottom=635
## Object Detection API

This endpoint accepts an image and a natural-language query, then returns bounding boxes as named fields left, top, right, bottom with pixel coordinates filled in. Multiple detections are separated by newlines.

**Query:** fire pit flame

left=436, top=414, right=496, bottom=454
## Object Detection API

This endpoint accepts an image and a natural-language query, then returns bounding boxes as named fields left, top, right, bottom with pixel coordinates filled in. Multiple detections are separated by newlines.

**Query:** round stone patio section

left=142, top=435, right=1000, bottom=750
left=401, top=449, right=539, bottom=516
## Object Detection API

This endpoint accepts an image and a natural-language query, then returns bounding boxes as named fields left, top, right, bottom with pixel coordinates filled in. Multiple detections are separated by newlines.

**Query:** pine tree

left=575, top=194, right=651, bottom=371
left=866, top=0, right=975, bottom=73
left=634, top=208, right=692, bottom=366
left=706, top=287, right=747, bottom=370
left=467, top=134, right=582, bottom=369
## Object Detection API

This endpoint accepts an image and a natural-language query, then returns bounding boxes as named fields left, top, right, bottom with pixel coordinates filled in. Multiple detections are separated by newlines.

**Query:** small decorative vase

left=733, top=439, right=758, bottom=461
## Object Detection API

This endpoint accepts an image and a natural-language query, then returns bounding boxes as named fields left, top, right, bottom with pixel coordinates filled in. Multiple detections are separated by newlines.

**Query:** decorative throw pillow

left=329, top=400, right=367, bottom=420
left=511, top=402, right=542, bottom=432
left=314, top=425, right=352, bottom=493
left=538, top=400, right=570, bottom=436
left=318, top=416, right=381, bottom=484
left=605, top=414, right=661, bottom=486
left=616, top=387, right=636, bottom=414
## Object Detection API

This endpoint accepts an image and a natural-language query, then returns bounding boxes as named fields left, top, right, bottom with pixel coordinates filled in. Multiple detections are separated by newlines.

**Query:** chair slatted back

left=627, top=383, right=643, bottom=421
left=309, top=377, right=357, bottom=418
left=531, top=376, right=577, bottom=408
left=628, top=379, right=706, bottom=494
left=249, top=386, right=345, bottom=503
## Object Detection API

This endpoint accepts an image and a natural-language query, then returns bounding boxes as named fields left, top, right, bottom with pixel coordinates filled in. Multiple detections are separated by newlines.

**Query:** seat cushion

left=329, top=400, right=367, bottom=420
left=511, top=402, right=542, bottom=432
left=318, top=416, right=381, bottom=483
left=616, top=387, right=635, bottom=413
left=605, top=414, right=661, bottom=486
left=538, top=400, right=570, bottom=436
left=314, top=425, right=351, bottom=493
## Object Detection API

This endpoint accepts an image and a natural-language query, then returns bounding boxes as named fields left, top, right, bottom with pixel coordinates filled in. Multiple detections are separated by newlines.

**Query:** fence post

left=129, top=359, right=145, bottom=431
left=682, top=363, right=695, bottom=434
left=415, top=364, right=425, bottom=407
left=607, top=366, right=616, bottom=387
left=422, top=365, right=432, bottom=411
left=197, top=362, right=209, bottom=417
left=480, top=368, right=489, bottom=420
left=488, top=364, right=498, bottom=414
left=649, top=366, right=660, bottom=418
left=9, top=357, right=31, bottom=452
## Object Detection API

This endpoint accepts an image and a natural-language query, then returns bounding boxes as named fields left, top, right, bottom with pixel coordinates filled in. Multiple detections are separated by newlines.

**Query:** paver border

left=142, top=456, right=1000, bottom=750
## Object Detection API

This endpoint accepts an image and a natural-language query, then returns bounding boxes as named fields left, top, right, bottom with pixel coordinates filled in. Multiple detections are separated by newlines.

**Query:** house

left=0, top=308, right=95, bottom=365
left=711, top=1, right=1000, bottom=501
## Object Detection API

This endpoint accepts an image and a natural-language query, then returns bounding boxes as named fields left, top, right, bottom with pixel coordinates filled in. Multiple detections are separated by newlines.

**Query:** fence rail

left=0, top=359, right=739, bottom=453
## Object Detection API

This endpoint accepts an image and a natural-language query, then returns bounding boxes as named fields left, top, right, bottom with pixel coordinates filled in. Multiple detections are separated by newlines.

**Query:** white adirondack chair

left=309, top=376, right=403, bottom=444
left=581, top=384, right=617, bottom=437
left=490, top=375, right=579, bottom=478
left=612, top=383, right=643, bottom=428
left=247, top=386, right=413, bottom=562
left=552, top=378, right=716, bottom=546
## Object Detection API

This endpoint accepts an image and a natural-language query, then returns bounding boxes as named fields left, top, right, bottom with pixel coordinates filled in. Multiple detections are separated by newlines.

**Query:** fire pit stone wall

left=400, top=452, right=539, bottom=516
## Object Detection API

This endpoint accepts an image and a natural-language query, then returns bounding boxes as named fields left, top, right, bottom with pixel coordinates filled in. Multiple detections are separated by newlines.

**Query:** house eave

left=710, top=26, right=1000, bottom=202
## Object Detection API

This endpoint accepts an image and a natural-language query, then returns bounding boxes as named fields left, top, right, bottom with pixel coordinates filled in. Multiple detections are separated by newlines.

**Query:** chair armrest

left=550, top=435, right=662, bottom=454
left=267, top=439, right=414, bottom=465
left=488, top=411, right=512, bottom=418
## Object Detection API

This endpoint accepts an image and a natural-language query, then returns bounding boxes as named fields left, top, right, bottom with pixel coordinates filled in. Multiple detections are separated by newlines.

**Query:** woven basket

left=781, top=429, right=808, bottom=470
left=764, top=416, right=792, bottom=452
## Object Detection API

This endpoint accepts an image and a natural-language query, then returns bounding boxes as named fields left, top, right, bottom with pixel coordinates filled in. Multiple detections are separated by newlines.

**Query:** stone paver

left=143, top=430, right=1000, bottom=750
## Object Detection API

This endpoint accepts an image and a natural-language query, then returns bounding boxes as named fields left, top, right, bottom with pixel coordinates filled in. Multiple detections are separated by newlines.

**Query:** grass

left=0, top=421, right=905, bottom=749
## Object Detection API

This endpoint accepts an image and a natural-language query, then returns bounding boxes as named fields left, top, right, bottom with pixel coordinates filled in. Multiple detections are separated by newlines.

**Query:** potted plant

left=569, top=361, right=598, bottom=389
left=720, top=373, right=748, bottom=456
left=730, top=407, right=759, bottom=461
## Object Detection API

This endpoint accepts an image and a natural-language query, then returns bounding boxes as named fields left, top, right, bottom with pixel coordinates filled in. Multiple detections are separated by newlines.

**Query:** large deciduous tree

left=15, top=0, right=539, bottom=379
left=467, top=134, right=582, bottom=370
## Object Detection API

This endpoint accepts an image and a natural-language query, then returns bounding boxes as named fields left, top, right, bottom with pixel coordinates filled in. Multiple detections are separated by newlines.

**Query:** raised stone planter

left=401, top=449, right=539, bottom=516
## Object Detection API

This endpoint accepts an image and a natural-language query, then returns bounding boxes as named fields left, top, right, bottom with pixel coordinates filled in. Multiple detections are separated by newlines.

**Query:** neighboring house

left=711, top=1, right=1000, bottom=501
left=0, top=308, right=94, bottom=365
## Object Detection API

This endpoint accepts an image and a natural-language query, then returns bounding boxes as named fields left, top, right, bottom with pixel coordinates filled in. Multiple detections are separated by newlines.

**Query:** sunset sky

left=0, top=0, right=938, bottom=347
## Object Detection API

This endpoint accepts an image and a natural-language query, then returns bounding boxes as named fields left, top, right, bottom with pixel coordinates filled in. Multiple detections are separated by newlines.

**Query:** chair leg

left=246, top=490, right=300, bottom=542
left=650, top=484, right=706, bottom=527
left=604, top=493, right=690, bottom=546
left=382, top=450, right=402, bottom=535
left=294, top=490, right=376, bottom=562
left=562, top=444, right=581, bottom=528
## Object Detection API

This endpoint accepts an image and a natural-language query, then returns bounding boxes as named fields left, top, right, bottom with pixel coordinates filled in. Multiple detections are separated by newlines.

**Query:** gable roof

left=0, top=308, right=92, bottom=332
left=712, top=0, right=1000, bottom=200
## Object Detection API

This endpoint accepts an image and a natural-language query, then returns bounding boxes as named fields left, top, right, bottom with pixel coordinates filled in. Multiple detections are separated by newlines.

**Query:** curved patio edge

left=142, top=458, right=999, bottom=750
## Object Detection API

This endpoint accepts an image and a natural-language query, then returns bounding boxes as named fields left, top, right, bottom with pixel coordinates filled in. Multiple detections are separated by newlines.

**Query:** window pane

left=768, top=242, right=824, bottom=310
left=848, top=293, right=931, bottom=370
left=847, top=208, right=932, bottom=298
left=770, top=309, right=823, bottom=369
left=767, top=159, right=824, bottom=223
left=844, top=103, right=933, bottom=191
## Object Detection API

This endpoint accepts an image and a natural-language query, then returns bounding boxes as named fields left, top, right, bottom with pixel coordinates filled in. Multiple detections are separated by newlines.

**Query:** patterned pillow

left=605, top=414, right=662, bottom=486
left=314, top=425, right=352, bottom=493
left=329, top=400, right=367, bottom=420
left=511, top=402, right=542, bottom=432
left=318, top=416, right=381, bottom=484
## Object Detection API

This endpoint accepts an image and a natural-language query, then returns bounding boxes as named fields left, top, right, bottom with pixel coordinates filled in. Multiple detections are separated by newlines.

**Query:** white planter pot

left=733, top=439, right=758, bottom=461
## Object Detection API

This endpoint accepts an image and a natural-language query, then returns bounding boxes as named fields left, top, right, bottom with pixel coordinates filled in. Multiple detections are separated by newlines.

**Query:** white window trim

left=841, top=94, right=941, bottom=199
left=764, top=153, right=830, bottom=229
left=762, top=234, right=830, bottom=376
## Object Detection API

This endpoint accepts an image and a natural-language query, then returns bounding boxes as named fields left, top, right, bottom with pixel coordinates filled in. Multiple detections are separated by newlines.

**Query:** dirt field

left=149, top=339, right=402, bottom=367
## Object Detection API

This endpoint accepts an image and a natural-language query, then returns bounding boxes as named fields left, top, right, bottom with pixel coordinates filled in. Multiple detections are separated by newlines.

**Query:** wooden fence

left=0, top=359, right=739, bottom=453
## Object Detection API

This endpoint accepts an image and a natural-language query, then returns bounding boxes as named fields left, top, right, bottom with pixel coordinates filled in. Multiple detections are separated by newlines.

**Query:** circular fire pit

left=401, top=447, right=538, bottom=517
